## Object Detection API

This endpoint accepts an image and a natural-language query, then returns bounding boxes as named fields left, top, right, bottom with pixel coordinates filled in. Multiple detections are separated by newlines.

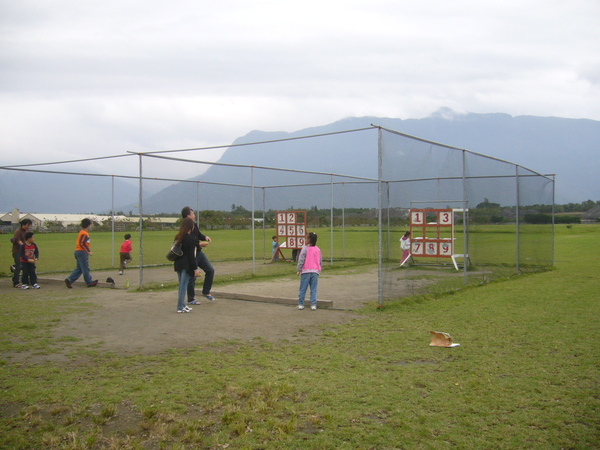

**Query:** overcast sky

left=1, top=0, right=599, bottom=180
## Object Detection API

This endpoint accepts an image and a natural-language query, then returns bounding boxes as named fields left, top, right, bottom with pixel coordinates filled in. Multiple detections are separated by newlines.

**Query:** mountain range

left=139, top=109, right=599, bottom=213
left=2, top=109, right=598, bottom=214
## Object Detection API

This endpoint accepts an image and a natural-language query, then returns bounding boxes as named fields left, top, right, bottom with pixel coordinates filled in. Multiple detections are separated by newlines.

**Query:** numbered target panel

left=276, top=211, right=308, bottom=249
left=409, top=209, right=454, bottom=258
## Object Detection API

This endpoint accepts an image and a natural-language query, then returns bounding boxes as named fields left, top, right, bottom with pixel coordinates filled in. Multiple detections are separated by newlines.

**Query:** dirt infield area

left=2, top=262, right=393, bottom=357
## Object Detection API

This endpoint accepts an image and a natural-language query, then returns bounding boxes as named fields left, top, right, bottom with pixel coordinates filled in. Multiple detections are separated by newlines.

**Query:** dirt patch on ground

left=1, top=261, right=446, bottom=359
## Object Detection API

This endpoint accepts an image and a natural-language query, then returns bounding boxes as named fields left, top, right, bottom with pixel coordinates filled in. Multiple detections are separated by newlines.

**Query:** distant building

left=0, top=208, right=178, bottom=231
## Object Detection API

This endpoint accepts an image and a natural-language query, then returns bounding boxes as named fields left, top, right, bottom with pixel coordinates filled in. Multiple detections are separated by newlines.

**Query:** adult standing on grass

left=182, top=206, right=215, bottom=305
left=174, top=217, right=201, bottom=313
left=11, top=218, right=32, bottom=288
left=296, top=232, right=322, bottom=310
left=65, top=218, right=98, bottom=288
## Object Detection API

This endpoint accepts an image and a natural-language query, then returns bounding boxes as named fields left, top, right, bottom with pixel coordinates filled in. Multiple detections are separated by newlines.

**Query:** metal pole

left=386, top=182, right=391, bottom=260
left=138, top=154, right=144, bottom=288
left=515, top=165, right=521, bottom=273
left=196, top=181, right=200, bottom=227
left=462, top=150, right=468, bottom=284
left=342, top=182, right=346, bottom=260
left=551, top=175, right=556, bottom=266
left=330, top=174, right=334, bottom=265
left=377, top=127, right=383, bottom=307
left=111, top=175, right=115, bottom=268
left=262, top=188, right=266, bottom=262
left=251, top=166, right=256, bottom=275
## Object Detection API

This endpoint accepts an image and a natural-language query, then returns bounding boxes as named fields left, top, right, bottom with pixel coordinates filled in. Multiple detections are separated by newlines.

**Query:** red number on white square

left=440, top=242, right=452, bottom=255
left=277, top=213, right=286, bottom=223
left=297, top=237, right=305, bottom=247
left=288, top=237, right=296, bottom=247
left=277, top=225, right=286, bottom=235
left=287, top=213, right=296, bottom=223
left=411, top=211, right=423, bottom=225
left=412, top=242, right=423, bottom=255
left=297, top=225, right=305, bottom=236
left=287, top=225, right=296, bottom=236
left=426, top=242, right=438, bottom=255
left=439, top=211, right=452, bottom=225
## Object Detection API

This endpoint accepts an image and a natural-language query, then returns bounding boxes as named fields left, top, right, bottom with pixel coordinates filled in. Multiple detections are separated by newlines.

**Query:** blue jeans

left=298, top=272, right=319, bottom=306
left=12, top=253, right=22, bottom=286
left=177, top=270, right=192, bottom=311
left=67, top=250, right=93, bottom=285
left=187, top=251, right=215, bottom=300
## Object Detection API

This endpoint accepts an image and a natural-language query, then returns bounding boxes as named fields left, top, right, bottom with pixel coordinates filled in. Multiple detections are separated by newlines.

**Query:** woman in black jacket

left=174, top=218, right=200, bottom=313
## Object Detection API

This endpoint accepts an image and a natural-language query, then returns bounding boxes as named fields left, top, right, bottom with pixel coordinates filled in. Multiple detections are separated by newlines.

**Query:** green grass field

left=0, top=224, right=553, bottom=275
left=0, top=224, right=598, bottom=448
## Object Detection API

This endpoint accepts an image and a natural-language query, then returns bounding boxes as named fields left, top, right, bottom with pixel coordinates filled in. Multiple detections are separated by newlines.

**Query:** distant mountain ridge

left=2, top=109, right=598, bottom=214
left=139, top=109, right=599, bottom=212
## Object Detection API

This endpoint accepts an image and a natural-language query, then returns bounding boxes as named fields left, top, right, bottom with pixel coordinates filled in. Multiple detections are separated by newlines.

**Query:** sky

left=1, top=0, right=599, bottom=181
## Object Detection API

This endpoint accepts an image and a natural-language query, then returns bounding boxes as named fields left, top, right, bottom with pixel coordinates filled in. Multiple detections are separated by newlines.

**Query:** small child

left=296, top=232, right=322, bottom=310
left=400, top=231, right=411, bottom=265
left=119, top=233, right=133, bottom=275
left=65, top=218, right=98, bottom=288
left=20, top=231, right=40, bottom=289
left=271, top=235, right=279, bottom=262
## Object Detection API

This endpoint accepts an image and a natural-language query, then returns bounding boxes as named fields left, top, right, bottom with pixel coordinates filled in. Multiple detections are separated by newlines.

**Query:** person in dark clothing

left=20, top=231, right=40, bottom=289
left=181, top=206, right=215, bottom=304
left=11, top=219, right=32, bottom=288
left=173, top=217, right=200, bottom=313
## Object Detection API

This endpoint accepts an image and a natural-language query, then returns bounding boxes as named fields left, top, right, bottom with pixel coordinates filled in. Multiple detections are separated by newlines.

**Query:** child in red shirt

left=20, top=231, right=40, bottom=289
left=119, top=233, right=133, bottom=275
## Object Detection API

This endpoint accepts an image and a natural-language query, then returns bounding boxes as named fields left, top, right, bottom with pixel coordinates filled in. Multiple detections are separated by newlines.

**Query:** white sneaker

left=183, top=305, right=193, bottom=312
left=32, top=283, right=41, bottom=289
left=311, top=305, right=317, bottom=310
left=21, top=284, right=29, bottom=289
left=298, top=305, right=304, bottom=310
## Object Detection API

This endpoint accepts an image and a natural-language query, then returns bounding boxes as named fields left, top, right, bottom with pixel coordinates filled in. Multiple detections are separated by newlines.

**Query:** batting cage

left=1, top=124, right=554, bottom=304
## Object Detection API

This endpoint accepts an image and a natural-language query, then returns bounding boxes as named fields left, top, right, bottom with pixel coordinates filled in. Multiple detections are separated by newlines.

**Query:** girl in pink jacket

left=296, top=232, right=322, bottom=310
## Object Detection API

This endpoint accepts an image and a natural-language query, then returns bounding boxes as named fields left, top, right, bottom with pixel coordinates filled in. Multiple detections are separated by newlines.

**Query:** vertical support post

left=196, top=181, right=200, bottom=227
left=138, top=154, right=144, bottom=289
left=515, top=165, right=521, bottom=273
left=251, top=166, right=256, bottom=275
left=377, top=127, right=383, bottom=308
left=262, top=187, right=266, bottom=262
left=111, top=175, right=115, bottom=268
left=341, top=182, right=346, bottom=260
left=551, top=175, right=556, bottom=266
left=462, top=150, right=468, bottom=283
left=330, top=174, right=334, bottom=265
left=386, top=182, right=391, bottom=260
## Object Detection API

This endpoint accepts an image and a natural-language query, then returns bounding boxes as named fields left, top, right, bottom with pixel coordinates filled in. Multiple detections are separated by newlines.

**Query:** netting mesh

left=1, top=125, right=554, bottom=302
left=379, top=127, right=554, bottom=302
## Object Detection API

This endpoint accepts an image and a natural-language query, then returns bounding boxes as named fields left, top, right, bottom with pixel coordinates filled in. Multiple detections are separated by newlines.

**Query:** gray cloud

left=1, top=0, right=599, bottom=179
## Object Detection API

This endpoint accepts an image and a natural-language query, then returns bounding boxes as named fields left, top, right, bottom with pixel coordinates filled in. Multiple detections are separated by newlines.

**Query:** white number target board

left=276, top=211, right=307, bottom=249
left=410, top=209, right=454, bottom=258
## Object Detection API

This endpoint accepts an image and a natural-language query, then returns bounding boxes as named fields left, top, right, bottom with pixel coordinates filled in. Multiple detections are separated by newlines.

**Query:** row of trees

left=99, top=199, right=598, bottom=230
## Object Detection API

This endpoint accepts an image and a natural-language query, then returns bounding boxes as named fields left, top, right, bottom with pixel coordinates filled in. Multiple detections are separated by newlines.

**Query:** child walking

left=119, top=233, right=133, bottom=275
left=400, top=230, right=411, bottom=265
left=296, top=232, right=322, bottom=310
left=20, top=231, right=40, bottom=289
left=65, top=218, right=98, bottom=288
